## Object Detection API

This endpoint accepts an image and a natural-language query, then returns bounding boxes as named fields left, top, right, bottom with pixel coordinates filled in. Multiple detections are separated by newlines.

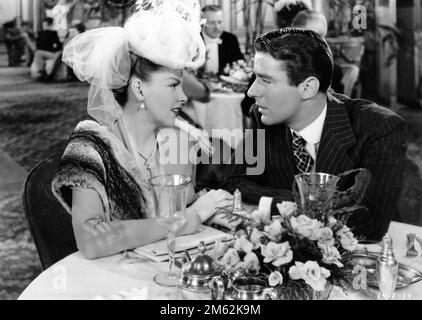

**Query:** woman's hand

left=189, top=189, right=233, bottom=223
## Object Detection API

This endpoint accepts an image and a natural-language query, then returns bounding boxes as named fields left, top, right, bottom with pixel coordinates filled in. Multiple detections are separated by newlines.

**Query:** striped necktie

left=292, top=131, right=314, bottom=174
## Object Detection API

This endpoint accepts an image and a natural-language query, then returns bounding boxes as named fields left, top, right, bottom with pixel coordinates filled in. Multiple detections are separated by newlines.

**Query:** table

left=191, top=92, right=245, bottom=149
left=18, top=221, right=422, bottom=300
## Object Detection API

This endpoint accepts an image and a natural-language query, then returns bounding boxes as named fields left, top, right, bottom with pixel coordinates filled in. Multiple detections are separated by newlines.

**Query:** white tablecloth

left=191, top=92, right=244, bottom=149
left=18, top=221, right=422, bottom=300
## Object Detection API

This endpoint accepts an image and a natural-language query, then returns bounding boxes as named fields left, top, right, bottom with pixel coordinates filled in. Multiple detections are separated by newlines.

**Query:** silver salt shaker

left=232, top=189, right=244, bottom=214
left=376, top=234, right=398, bottom=300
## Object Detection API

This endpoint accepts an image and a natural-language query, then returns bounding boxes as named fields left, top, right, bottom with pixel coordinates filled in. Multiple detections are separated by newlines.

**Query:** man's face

left=203, top=10, right=224, bottom=39
left=68, top=26, right=79, bottom=38
left=247, top=52, right=302, bottom=126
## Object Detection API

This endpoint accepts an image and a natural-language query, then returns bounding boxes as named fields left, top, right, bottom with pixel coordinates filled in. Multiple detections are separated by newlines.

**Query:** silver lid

left=179, top=242, right=222, bottom=291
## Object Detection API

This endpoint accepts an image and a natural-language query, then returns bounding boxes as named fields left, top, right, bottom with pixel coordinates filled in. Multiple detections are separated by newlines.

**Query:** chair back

left=22, top=154, right=77, bottom=270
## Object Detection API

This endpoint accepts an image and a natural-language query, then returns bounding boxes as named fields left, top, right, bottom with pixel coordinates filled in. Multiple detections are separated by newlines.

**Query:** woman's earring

left=138, top=97, right=146, bottom=111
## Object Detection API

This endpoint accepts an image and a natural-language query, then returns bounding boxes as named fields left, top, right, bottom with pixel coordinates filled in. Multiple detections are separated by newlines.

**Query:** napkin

left=93, top=287, right=148, bottom=300
left=134, top=225, right=232, bottom=262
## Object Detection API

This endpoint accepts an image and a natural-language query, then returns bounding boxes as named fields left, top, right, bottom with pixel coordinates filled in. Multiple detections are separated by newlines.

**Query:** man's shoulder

left=333, top=94, right=406, bottom=132
left=221, top=31, right=239, bottom=42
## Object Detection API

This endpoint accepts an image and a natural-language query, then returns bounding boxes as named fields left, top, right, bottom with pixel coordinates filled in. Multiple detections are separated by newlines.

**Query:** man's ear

left=298, top=77, right=320, bottom=99
left=130, top=78, right=144, bottom=102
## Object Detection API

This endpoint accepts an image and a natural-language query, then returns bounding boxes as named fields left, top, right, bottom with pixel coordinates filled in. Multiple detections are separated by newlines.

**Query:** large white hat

left=62, top=0, right=206, bottom=127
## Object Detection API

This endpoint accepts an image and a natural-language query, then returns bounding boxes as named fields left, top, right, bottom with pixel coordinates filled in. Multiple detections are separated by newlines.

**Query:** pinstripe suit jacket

left=221, top=94, right=407, bottom=240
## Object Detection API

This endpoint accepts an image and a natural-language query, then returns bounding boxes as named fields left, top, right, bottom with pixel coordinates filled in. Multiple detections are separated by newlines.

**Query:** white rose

left=317, top=227, right=335, bottom=247
left=319, top=244, right=344, bottom=268
left=264, top=219, right=284, bottom=242
left=269, top=271, right=283, bottom=287
left=210, top=240, right=228, bottom=260
left=276, top=201, right=297, bottom=219
left=288, top=261, right=331, bottom=291
left=242, top=252, right=261, bottom=273
left=221, top=248, right=242, bottom=271
left=234, top=237, right=253, bottom=253
left=327, top=216, right=338, bottom=229
left=261, top=241, right=293, bottom=267
left=290, top=215, right=322, bottom=240
left=250, top=209, right=271, bottom=224
left=336, top=226, right=358, bottom=251
left=250, top=228, right=265, bottom=249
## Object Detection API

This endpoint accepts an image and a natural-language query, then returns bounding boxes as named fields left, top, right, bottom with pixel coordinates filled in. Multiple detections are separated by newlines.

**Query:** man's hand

left=189, top=189, right=233, bottom=223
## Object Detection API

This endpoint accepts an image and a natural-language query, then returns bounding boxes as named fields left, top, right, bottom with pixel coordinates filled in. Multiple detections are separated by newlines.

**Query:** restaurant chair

left=22, top=153, right=77, bottom=270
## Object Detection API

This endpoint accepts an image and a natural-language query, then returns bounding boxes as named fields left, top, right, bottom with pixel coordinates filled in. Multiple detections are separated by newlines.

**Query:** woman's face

left=139, top=68, right=187, bottom=127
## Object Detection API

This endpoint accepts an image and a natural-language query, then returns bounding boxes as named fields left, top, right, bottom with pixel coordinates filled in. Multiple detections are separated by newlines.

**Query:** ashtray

left=349, top=253, right=422, bottom=289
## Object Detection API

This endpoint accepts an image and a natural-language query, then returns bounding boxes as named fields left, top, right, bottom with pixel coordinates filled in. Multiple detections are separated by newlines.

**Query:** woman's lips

left=171, top=107, right=181, bottom=115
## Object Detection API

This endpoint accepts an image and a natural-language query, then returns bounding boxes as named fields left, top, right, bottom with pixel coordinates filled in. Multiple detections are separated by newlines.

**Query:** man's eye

left=261, top=78, right=271, bottom=84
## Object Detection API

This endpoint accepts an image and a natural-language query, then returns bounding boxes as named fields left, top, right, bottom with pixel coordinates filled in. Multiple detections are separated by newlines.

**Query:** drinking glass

left=295, top=173, right=339, bottom=219
left=150, top=174, right=191, bottom=287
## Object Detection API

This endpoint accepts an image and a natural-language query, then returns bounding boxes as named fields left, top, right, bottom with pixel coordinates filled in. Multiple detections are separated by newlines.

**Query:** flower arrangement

left=209, top=170, right=371, bottom=300
left=222, top=59, right=254, bottom=84
left=218, top=59, right=254, bottom=92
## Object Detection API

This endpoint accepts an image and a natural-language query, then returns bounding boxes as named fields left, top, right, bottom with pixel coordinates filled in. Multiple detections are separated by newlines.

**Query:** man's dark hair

left=201, top=4, right=222, bottom=13
left=43, top=17, right=54, bottom=25
left=254, top=27, right=333, bottom=93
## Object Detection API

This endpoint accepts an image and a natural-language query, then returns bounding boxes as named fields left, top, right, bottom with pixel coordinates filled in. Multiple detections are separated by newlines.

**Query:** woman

left=52, top=0, right=233, bottom=259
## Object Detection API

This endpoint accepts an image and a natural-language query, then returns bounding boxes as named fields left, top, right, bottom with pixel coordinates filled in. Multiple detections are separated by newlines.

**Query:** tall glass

left=150, top=174, right=191, bottom=287
left=295, top=173, right=339, bottom=220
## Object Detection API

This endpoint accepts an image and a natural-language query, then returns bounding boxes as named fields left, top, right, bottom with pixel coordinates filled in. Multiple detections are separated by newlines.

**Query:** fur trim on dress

left=52, top=120, right=155, bottom=221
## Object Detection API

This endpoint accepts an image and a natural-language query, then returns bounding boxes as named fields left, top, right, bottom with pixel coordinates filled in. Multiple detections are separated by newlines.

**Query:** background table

left=191, top=92, right=244, bottom=149
left=19, top=221, right=422, bottom=300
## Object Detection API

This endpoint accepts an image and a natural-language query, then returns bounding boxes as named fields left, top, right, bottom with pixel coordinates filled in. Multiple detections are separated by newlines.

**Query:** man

left=47, top=21, right=86, bottom=81
left=31, top=17, right=62, bottom=79
left=221, top=28, right=407, bottom=241
left=201, top=5, right=244, bottom=75
left=241, top=9, right=344, bottom=118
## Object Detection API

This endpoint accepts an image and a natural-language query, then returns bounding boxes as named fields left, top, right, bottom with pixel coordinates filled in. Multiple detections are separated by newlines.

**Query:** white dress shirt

left=290, top=104, right=327, bottom=168
left=202, top=32, right=221, bottom=74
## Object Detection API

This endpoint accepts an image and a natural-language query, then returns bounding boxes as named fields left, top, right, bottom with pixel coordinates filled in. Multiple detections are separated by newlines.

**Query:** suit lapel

left=316, top=99, right=356, bottom=174
left=272, top=124, right=296, bottom=186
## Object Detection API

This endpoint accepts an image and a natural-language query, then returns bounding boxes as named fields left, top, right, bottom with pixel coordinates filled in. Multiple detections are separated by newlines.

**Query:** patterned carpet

left=0, top=192, right=41, bottom=300
left=0, top=69, right=90, bottom=299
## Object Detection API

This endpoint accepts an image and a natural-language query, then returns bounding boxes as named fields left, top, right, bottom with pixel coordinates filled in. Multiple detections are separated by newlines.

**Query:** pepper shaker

left=232, top=189, right=244, bottom=214
left=376, top=234, right=398, bottom=300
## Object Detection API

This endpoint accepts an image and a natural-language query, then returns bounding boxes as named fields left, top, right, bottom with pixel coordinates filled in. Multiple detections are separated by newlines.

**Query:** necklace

left=136, top=142, right=158, bottom=179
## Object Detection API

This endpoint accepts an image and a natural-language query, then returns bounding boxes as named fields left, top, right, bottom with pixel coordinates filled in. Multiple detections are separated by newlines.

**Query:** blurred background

left=1, top=0, right=421, bottom=299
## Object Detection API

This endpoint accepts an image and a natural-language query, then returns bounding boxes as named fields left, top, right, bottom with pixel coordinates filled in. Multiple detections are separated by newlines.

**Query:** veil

left=62, top=0, right=206, bottom=128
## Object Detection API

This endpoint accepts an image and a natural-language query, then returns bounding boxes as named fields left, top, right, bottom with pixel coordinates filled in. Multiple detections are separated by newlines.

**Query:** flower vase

left=294, top=173, right=339, bottom=219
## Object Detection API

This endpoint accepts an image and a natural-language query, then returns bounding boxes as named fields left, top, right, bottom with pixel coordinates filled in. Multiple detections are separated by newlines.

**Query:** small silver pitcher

left=210, top=276, right=279, bottom=300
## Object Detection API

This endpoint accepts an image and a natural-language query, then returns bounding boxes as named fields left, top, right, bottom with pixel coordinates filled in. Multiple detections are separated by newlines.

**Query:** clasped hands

left=176, top=188, right=240, bottom=236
